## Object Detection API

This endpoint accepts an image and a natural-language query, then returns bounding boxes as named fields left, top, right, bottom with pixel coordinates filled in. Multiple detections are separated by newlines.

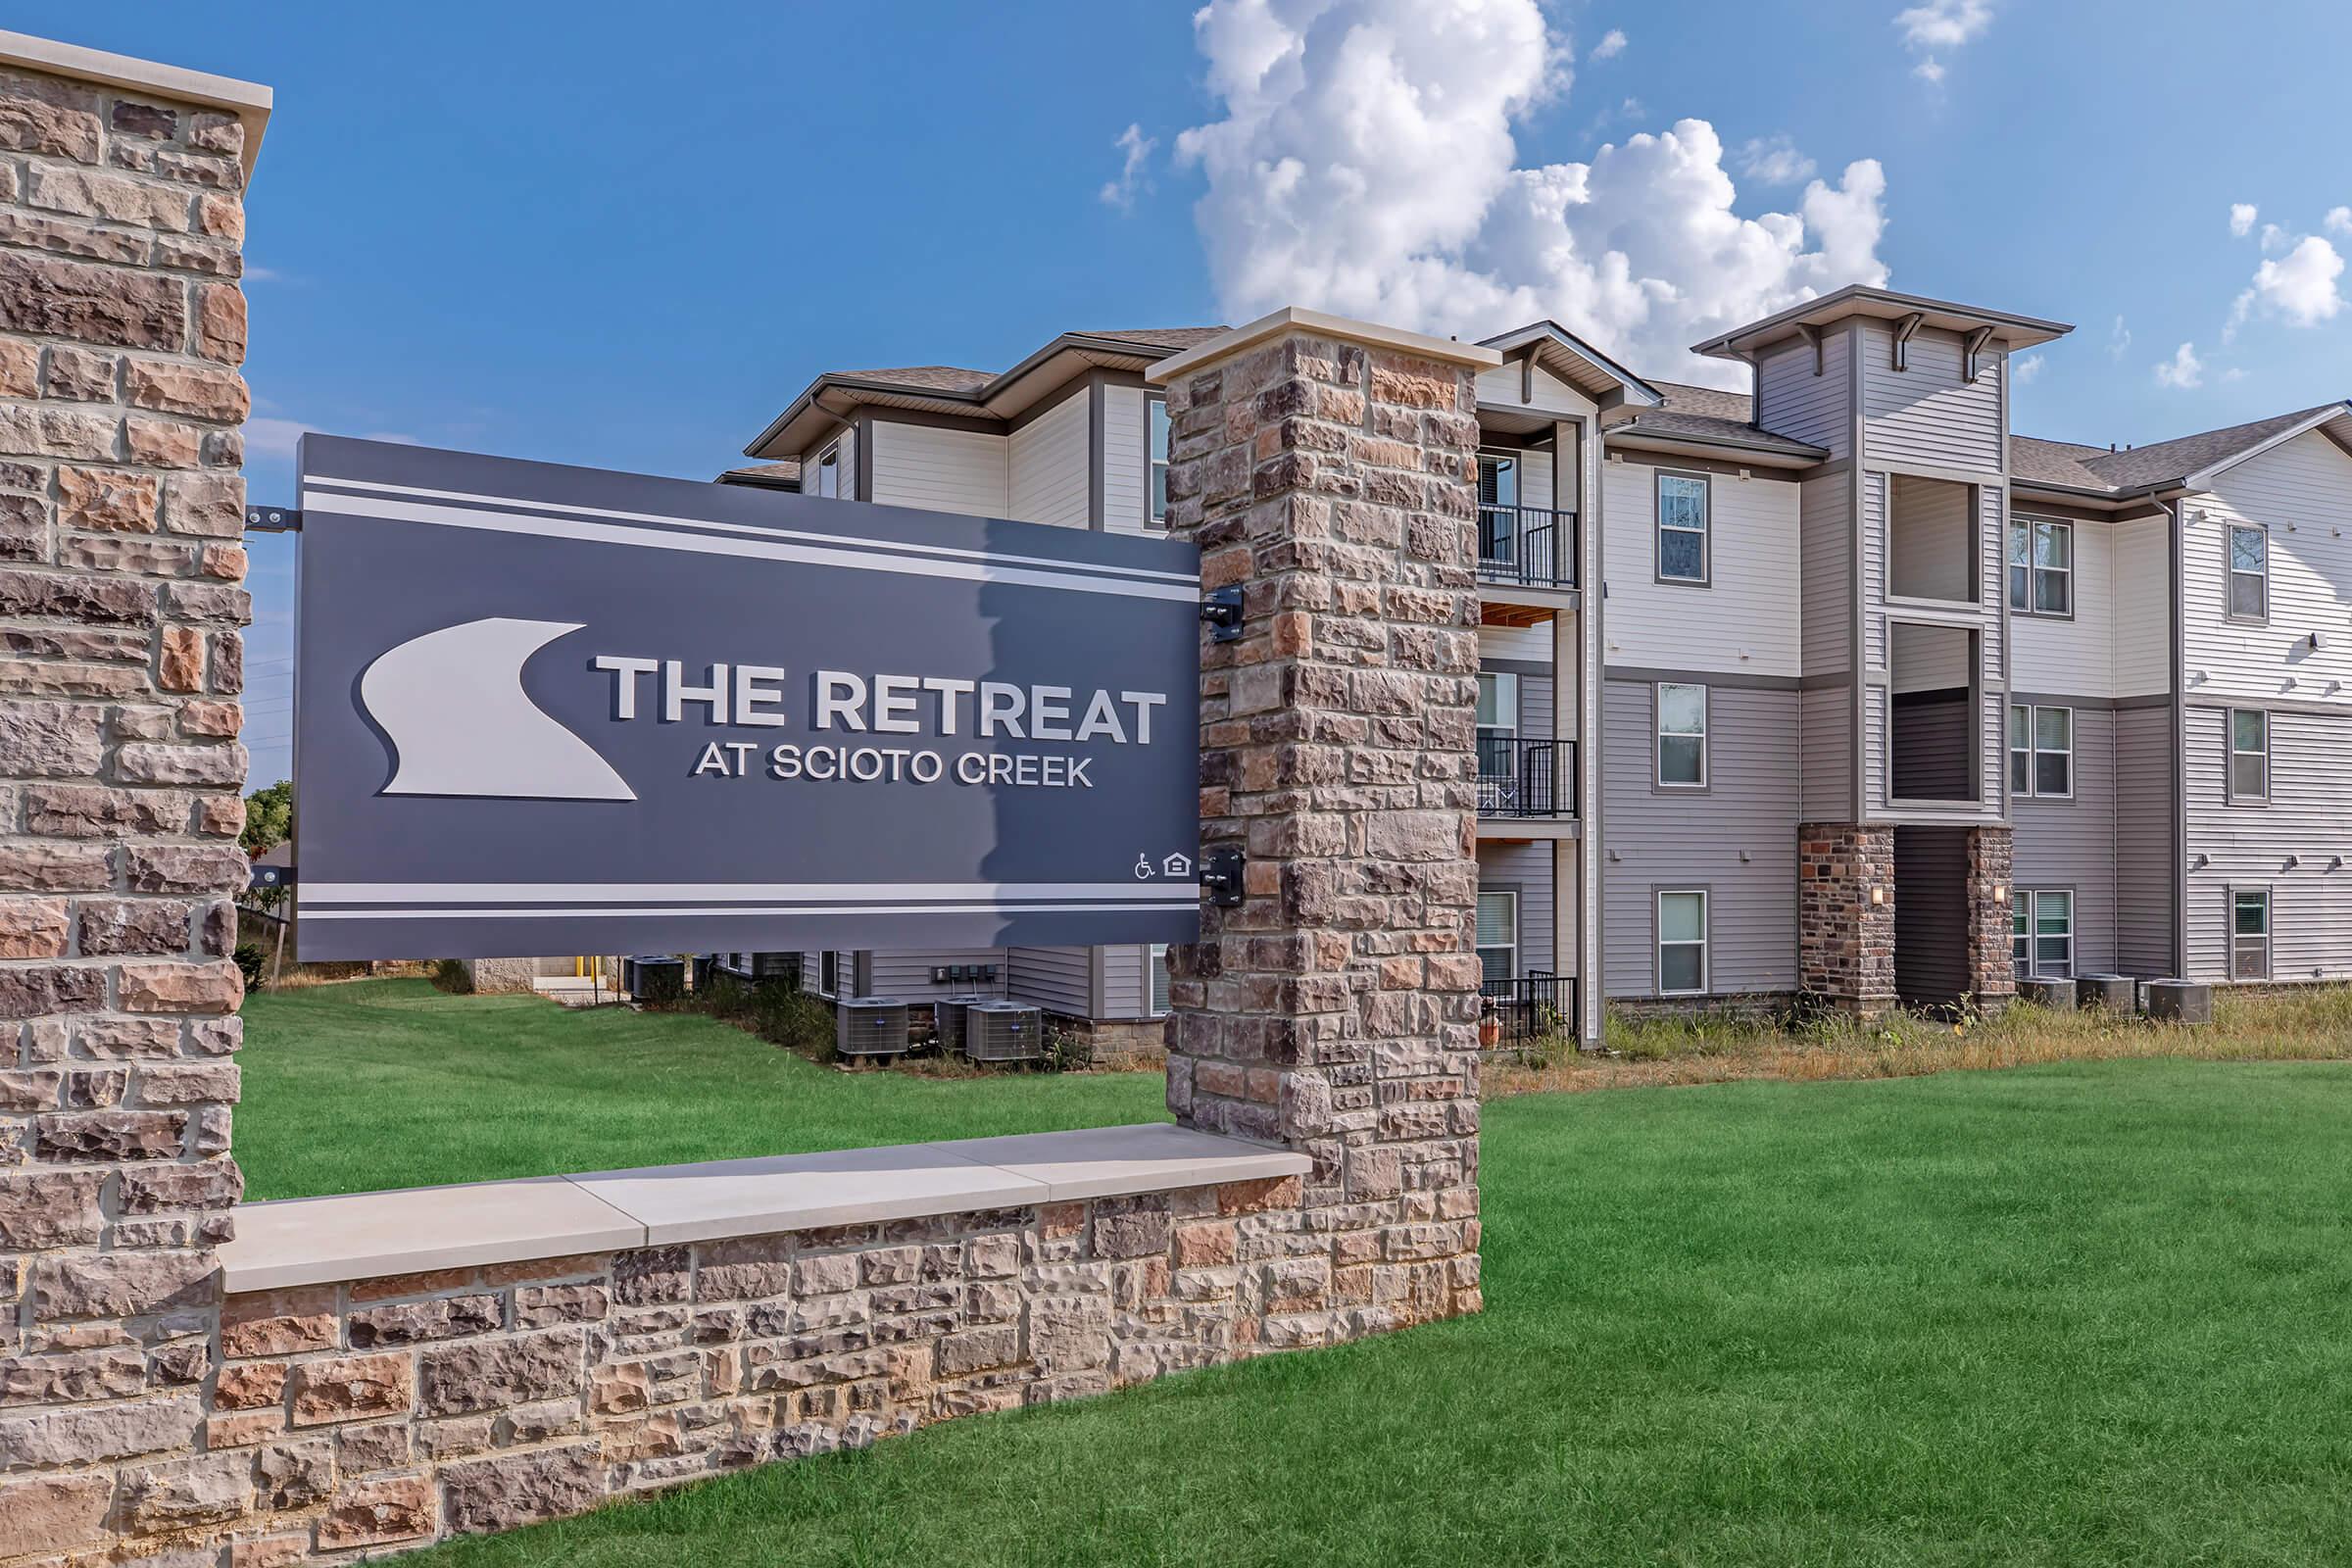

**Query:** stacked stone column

left=1963, top=825, right=2016, bottom=1009
left=0, top=57, right=255, bottom=1557
left=1155, top=318, right=1489, bottom=1340
left=1797, top=823, right=1896, bottom=1019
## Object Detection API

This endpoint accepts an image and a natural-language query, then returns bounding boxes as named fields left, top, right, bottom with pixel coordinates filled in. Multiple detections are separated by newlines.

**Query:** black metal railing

left=1477, top=505, right=1578, bottom=590
left=1477, top=736, right=1578, bottom=818
left=1480, top=971, right=1578, bottom=1047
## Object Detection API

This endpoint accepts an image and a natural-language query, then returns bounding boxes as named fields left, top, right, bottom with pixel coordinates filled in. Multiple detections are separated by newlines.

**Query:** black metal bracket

left=1199, top=848, right=1245, bottom=908
left=245, top=505, right=302, bottom=532
left=1200, top=585, right=1244, bottom=644
left=247, top=863, right=297, bottom=892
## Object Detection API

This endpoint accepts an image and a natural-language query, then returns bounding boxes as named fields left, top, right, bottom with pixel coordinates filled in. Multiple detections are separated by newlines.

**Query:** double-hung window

left=2229, top=710, right=2270, bottom=803
left=816, top=951, right=839, bottom=998
left=812, top=443, right=843, bottom=500
left=2228, top=523, right=2268, bottom=620
left=1147, top=396, right=1170, bottom=527
left=1148, top=944, right=1171, bottom=1015
left=2232, top=890, right=2272, bottom=979
left=2007, top=517, right=2073, bottom=614
left=1656, top=682, right=1707, bottom=788
left=2011, top=890, right=2074, bottom=978
left=1656, top=472, right=1709, bottom=583
left=1476, top=890, right=1518, bottom=988
left=2008, top=705, right=2072, bottom=799
left=1657, top=890, right=1709, bottom=996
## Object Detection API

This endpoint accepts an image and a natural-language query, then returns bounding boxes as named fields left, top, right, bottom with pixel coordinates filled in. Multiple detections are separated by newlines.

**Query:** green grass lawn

left=245, top=983, right=2352, bottom=1564
left=235, top=981, right=1165, bottom=1200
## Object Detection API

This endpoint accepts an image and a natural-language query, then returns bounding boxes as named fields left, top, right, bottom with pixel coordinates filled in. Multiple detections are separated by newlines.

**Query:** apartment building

left=722, top=288, right=2352, bottom=1043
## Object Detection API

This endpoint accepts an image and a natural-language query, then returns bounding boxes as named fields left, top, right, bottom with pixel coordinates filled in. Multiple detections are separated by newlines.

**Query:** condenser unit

left=963, top=1001, right=1043, bottom=1063
left=933, top=994, right=992, bottom=1055
left=835, top=997, right=911, bottom=1062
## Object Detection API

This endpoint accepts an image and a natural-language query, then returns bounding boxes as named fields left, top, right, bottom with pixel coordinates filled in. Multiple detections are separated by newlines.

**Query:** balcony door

left=1478, top=452, right=1519, bottom=567
left=1477, top=670, right=1519, bottom=815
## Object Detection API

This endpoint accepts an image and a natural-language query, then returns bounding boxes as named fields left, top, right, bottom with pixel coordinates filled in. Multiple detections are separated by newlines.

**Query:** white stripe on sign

left=301, top=489, right=1199, bottom=604
left=302, top=882, right=1201, bottom=905
left=305, top=475, right=1197, bottom=586
left=305, top=904, right=1198, bottom=921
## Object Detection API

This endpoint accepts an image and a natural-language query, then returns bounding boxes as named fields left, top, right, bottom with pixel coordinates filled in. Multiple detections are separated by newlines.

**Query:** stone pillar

left=1963, top=824, right=2015, bottom=1010
left=0, top=41, right=264, bottom=1559
left=1153, top=311, right=1495, bottom=1339
left=1797, top=822, right=1896, bottom=1019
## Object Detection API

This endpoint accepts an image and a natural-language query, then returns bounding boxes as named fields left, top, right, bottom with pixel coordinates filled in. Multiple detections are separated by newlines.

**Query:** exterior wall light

left=1992, top=885, right=2009, bottom=906
left=1869, top=885, right=1886, bottom=906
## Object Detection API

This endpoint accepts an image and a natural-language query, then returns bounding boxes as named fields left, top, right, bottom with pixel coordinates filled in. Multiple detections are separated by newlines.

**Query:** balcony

left=1477, top=737, right=1577, bottom=819
left=1478, top=505, right=1578, bottom=591
left=1480, top=971, right=1578, bottom=1049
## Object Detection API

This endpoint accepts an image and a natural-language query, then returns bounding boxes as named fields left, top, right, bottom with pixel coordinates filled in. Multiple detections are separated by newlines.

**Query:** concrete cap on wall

left=1148, top=306, right=1506, bottom=386
left=0, top=27, right=272, bottom=177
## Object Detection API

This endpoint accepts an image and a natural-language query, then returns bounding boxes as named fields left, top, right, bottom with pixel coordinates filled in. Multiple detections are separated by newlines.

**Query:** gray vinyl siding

left=2011, top=706, right=2118, bottom=977
left=1867, top=483, right=2006, bottom=819
left=1892, top=826, right=1971, bottom=1007
left=1006, top=946, right=1092, bottom=1015
left=1601, top=681, right=1798, bottom=997
left=863, top=950, right=1011, bottom=1002
left=1799, top=470, right=1853, bottom=675
left=1477, top=841, right=1557, bottom=974
left=1798, top=684, right=1853, bottom=821
left=1515, top=671, right=1552, bottom=742
left=1757, top=330, right=1850, bottom=458
left=2115, top=706, right=2177, bottom=975
left=1101, top=944, right=1154, bottom=1019
left=1859, top=323, right=2004, bottom=473
left=2183, top=706, right=2352, bottom=983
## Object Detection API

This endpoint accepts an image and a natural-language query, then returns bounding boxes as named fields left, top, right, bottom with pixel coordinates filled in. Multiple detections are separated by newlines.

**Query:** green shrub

left=233, top=943, right=266, bottom=990
left=430, top=958, right=474, bottom=995
left=1039, top=1024, right=1095, bottom=1074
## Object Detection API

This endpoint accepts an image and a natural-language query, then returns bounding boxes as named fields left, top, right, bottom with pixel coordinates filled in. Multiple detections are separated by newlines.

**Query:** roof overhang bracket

left=1797, top=323, right=1824, bottom=377
left=1890, top=313, right=1925, bottom=372
left=1961, top=325, right=1995, bottom=384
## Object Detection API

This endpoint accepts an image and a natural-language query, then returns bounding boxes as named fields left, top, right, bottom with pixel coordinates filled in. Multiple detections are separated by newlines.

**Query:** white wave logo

left=360, top=617, right=636, bottom=801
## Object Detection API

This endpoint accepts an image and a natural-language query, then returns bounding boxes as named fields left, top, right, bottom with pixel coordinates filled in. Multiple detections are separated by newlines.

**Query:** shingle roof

left=1603, top=378, right=1827, bottom=460
left=2064, top=405, right=2342, bottom=490
left=2009, top=437, right=2113, bottom=491
left=1646, top=379, right=1756, bottom=422
left=830, top=365, right=994, bottom=395
left=1080, top=326, right=1231, bottom=350
left=716, top=460, right=802, bottom=490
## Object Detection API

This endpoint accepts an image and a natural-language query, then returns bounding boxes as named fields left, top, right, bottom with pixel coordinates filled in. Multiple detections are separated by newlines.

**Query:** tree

left=241, top=779, right=292, bottom=858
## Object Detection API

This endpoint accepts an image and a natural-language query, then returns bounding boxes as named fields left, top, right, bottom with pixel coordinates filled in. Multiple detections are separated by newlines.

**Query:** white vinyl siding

left=868, top=421, right=1009, bottom=515
left=2012, top=516, right=2120, bottom=701
left=2180, top=431, right=2352, bottom=708
left=1473, top=361, right=1598, bottom=419
left=1007, top=389, right=1090, bottom=529
left=1101, top=383, right=1151, bottom=534
left=2109, top=515, right=2170, bottom=698
left=1602, top=461, right=1802, bottom=676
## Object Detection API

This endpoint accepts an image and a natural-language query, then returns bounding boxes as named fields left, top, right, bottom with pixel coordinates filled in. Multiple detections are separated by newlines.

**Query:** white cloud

left=2260, top=222, right=2288, bottom=255
left=2229, top=203, right=2258, bottom=238
left=2230, top=234, right=2347, bottom=336
left=2107, top=316, right=2132, bottom=359
left=2222, top=367, right=2248, bottom=383
left=2328, top=207, right=2352, bottom=236
left=1894, top=0, right=1992, bottom=81
left=2012, top=353, right=2044, bottom=385
left=1176, top=0, right=1891, bottom=386
left=1098, top=123, right=1156, bottom=211
left=1589, top=28, right=1627, bottom=60
left=2154, top=342, right=2204, bottom=389
left=1736, top=135, right=1817, bottom=185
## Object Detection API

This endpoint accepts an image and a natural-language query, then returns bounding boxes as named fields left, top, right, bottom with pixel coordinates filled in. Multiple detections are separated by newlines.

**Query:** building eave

left=1692, top=285, right=2074, bottom=361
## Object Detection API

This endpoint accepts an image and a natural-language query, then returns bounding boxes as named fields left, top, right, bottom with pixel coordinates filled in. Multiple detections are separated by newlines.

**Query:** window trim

left=1145, top=393, right=1170, bottom=529
left=1476, top=669, right=1521, bottom=736
left=811, top=441, right=843, bottom=502
left=1476, top=887, right=1520, bottom=987
left=1653, top=468, right=1712, bottom=587
left=1653, top=680, right=1710, bottom=793
left=1147, top=943, right=1171, bottom=1016
left=2227, top=707, right=2270, bottom=807
left=2007, top=515, right=2076, bottom=620
left=2230, top=885, right=2273, bottom=981
left=2225, top=520, right=2269, bottom=625
left=2008, top=703, right=2073, bottom=802
left=2028, top=888, right=2076, bottom=980
left=1655, top=887, right=1711, bottom=998
left=814, top=950, right=839, bottom=999
left=1885, top=621, right=1983, bottom=808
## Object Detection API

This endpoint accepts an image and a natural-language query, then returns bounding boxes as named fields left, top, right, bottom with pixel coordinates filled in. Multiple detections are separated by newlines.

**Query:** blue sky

left=22, top=1, right=2348, bottom=786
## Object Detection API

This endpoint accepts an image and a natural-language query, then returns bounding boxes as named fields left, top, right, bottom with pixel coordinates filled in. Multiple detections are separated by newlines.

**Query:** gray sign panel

left=293, top=436, right=1201, bottom=960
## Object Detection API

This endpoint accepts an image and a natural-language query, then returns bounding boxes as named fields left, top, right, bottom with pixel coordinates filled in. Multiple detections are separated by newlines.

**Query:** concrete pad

left=221, top=1176, right=645, bottom=1294
left=567, top=1144, right=1050, bottom=1247
left=929, top=1123, right=1310, bottom=1202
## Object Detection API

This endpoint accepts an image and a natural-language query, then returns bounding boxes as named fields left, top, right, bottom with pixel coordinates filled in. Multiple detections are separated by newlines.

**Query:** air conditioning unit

left=933, top=994, right=992, bottom=1055
left=963, top=1001, right=1043, bottom=1063
left=835, top=997, right=911, bottom=1062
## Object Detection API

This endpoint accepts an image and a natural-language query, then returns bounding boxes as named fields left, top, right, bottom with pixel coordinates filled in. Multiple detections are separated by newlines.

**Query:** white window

left=1148, top=944, right=1170, bottom=1015
left=1476, top=890, right=1518, bottom=987
left=1476, top=670, right=1519, bottom=735
left=812, top=443, right=842, bottom=500
left=2008, top=705, right=2072, bottom=799
left=1656, top=683, right=1707, bottom=788
left=2232, top=889, right=2271, bottom=980
left=2228, top=523, right=2268, bottom=620
left=2010, top=899, right=2031, bottom=977
left=1657, top=890, right=1708, bottom=995
left=816, top=951, right=838, bottom=998
left=1147, top=397, right=1170, bottom=527
left=2229, top=710, right=2269, bottom=803
left=1478, top=452, right=1521, bottom=565
left=1656, top=472, right=1709, bottom=583
left=2008, top=518, right=2073, bottom=615
left=2032, top=890, right=2074, bottom=979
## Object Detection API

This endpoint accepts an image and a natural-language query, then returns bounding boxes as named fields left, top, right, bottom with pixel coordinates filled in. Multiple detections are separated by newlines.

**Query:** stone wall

left=175, top=1176, right=1298, bottom=1559
left=0, top=54, right=254, bottom=1563
left=1157, top=318, right=1489, bottom=1335
left=1963, top=825, right=2015, bottom=1010
left=1797, top=822, right=1896, bottom=1018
